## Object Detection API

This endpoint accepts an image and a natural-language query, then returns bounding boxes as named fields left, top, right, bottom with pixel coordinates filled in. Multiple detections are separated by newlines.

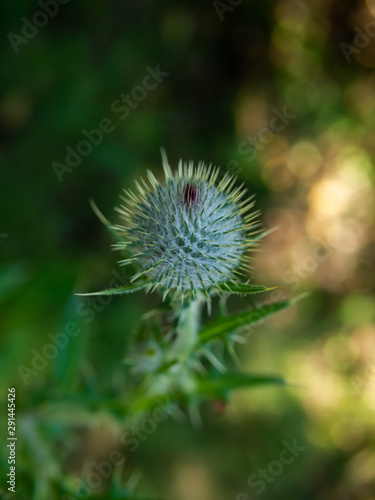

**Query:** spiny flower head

left=113, top=153, right=260, bottom=301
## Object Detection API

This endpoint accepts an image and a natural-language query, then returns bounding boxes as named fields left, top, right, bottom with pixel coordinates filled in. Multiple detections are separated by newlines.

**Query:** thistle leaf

left=199, top=298, right=291, bottom=344
left=75, top=282, right=147, bottom=297
left=197, top=372, right=286, bottom=396
left=217, top=282, right=279, bottom=294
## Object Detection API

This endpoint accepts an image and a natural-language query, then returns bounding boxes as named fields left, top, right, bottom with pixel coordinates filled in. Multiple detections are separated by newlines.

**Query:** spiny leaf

left=199, top=298, right=291, bottom=344
left=217, top=281, right=279, bottom=294
left=75, top=282, right=147, bottom=297
left=197, top=372, right=286, bottom=396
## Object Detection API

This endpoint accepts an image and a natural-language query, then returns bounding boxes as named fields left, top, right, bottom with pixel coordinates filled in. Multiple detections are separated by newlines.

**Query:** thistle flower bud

left=125, top=339, right=163, bottom=374
left=114, top=154, right=259, bottom=301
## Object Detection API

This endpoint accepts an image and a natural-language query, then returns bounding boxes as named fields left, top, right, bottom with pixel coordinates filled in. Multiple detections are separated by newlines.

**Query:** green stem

left=168, top=298, right=202, bottom=362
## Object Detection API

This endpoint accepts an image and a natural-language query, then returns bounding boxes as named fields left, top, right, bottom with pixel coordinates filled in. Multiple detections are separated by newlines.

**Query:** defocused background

left=1, top=0, right=375, bottom=499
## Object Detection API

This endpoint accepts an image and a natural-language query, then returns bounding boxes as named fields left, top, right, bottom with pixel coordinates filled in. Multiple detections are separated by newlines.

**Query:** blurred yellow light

left=347, top=448, right=375, bottom=484
left=308, top=177, right=353, bottom=217
left=286, top=352, right=345, bottom=414
left=349, top=324, right=375, bottom=360
left=366, top=0, right=375, bottom=16
left=328, top=220, right=363, bottom=254
left=171, top=462, right=219, bottom=500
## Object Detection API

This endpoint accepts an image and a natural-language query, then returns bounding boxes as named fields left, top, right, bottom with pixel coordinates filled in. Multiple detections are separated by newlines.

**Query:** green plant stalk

left=168, top=298, right=202, bottom=362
